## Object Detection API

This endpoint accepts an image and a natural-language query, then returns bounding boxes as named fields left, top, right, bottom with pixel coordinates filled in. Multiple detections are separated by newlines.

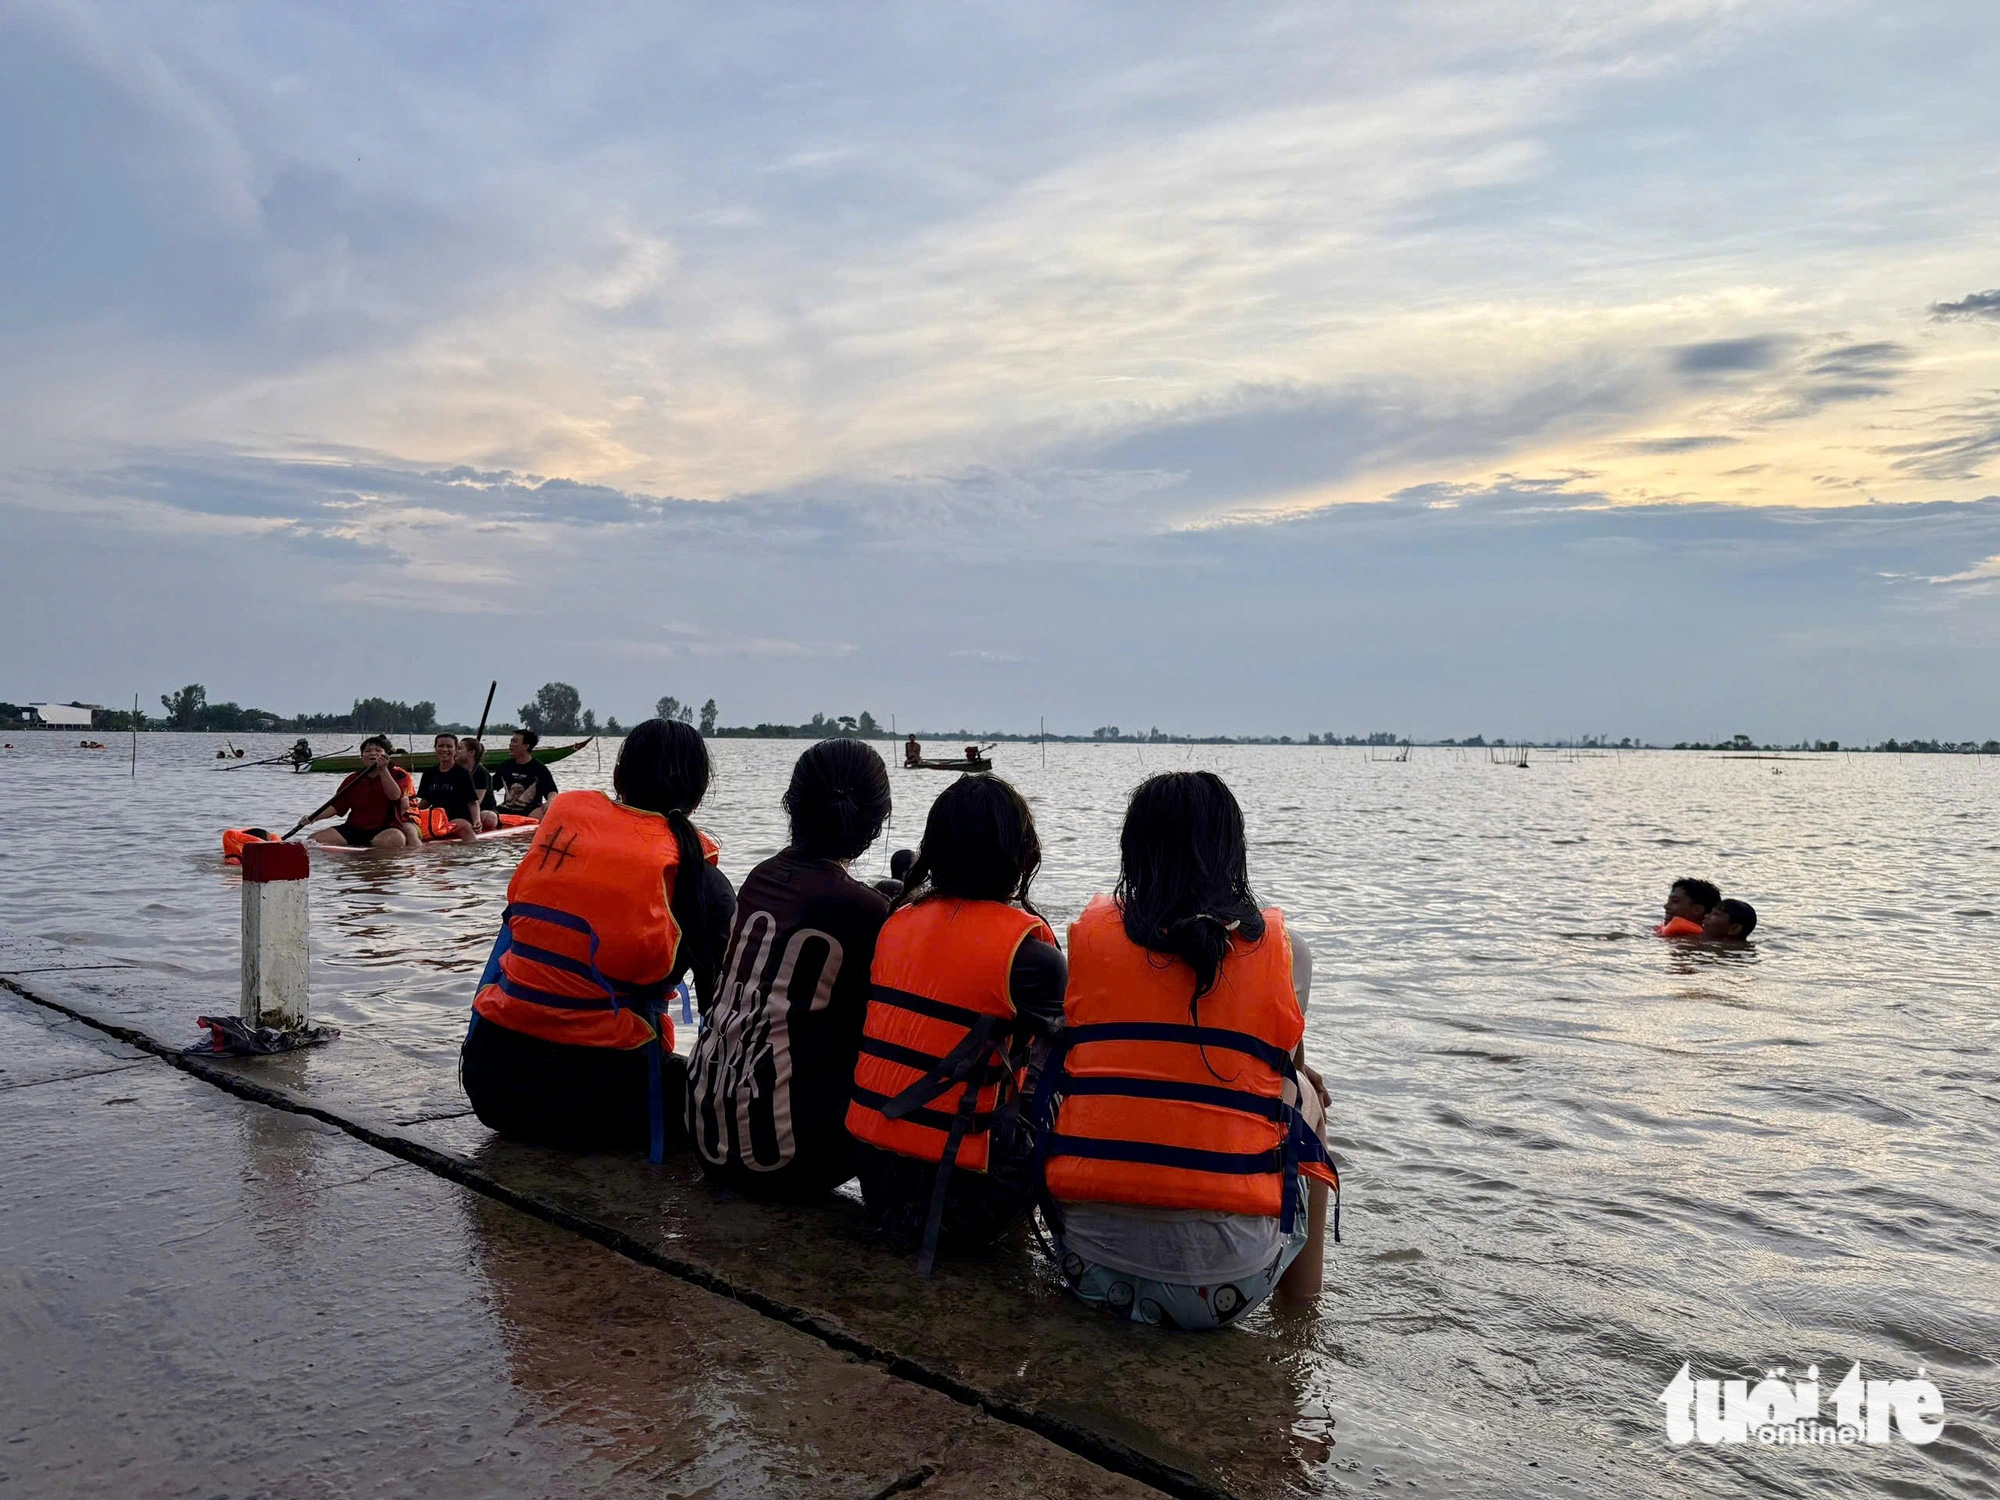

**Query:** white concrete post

left=241, top=841, right=310, bottom=1030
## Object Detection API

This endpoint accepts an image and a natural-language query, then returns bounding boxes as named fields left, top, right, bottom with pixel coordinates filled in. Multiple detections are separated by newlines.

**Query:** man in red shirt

left=288, top=735, right=419, bottom=849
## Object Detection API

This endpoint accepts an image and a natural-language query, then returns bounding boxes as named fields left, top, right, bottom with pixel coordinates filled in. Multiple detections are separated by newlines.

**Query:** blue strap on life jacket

left=499, top=902, right=619, bottom=1010
left=1030, top=1020, right=1338, bottom=1239
left=645, top=994, right=667, bottom=1164
left=882, top=1014, right=1005, bottom=1276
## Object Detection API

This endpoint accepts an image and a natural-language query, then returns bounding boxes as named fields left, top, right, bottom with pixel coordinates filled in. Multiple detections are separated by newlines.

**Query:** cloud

left=1881, top=395, right=2000, bottom=483
left=1929, top=289, right=2000, bottom=322
left=9, top=2, right=2000, bottom=736
left=1671, top=337, right=1789, bottom=374
left=1780, top=339, right=1913, bottom=414
left=1929, top=553, right=2000, bottom=585
left=1619, top=435, right=1740, bottom=455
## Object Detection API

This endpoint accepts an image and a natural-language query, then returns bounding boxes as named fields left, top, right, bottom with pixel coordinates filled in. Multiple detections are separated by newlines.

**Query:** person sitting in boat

left=963, top=745, right=980, bottom=762
left=687, top=738, right=895, bottom=1201
left=1038, top=770, right=1336, bottom=1330
left=904, top=734, right=922, bottom=767
left=1655, top=877, right=1720, bottom=937
left=456, top=737, right=500, bottom=830
left=490, top=730, right=559, bottom=821
left=1701, top=898, right=1757, bottom=943
left=415, top=733, right=480, bottom=842
left=287, top=735, right=418, bottom=849
left=846, top=774, right=1066, bottom=1271
left=459, top=718, right=734, bottom=1158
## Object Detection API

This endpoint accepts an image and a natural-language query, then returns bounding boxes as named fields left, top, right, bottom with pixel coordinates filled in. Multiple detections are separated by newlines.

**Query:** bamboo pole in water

left=130, top=694, right=137, bottom=778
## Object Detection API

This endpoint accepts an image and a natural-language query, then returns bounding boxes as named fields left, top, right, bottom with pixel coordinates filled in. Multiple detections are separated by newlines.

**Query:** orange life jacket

left=846, top=898, right=1056, bottom=1270
left=1655, top=916, right=1704, bottom=938
left=469, top=790, right=720, bottom=1159
left=417, top=805, right=456, bottom=840
left=222, top=827, right=279, bottom=862
left=1039, top=896, right=1336, bottom=1230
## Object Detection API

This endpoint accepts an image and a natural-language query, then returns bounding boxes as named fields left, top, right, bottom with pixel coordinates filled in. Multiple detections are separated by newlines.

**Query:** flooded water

left=2, top=731, right=1995, bottom=1496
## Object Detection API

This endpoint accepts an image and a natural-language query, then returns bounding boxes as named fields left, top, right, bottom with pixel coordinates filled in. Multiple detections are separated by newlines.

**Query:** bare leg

left=370, top=827, right=409, bottom=850
left=309, top=827, right=344, bottom=846
left=451, top=819, right=479, bottom=843
left=1274, top=1179, right=1328, bottom=1306
left=479, top=809, right=499, bottom=831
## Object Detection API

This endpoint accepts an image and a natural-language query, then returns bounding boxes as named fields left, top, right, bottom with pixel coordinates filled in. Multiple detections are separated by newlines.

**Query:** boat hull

left=309, top=822, right=540, bottom=854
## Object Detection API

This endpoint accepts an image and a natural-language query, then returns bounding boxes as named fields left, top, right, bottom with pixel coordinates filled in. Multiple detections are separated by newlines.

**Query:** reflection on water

left=3, top=733, right=1996, bottom=1495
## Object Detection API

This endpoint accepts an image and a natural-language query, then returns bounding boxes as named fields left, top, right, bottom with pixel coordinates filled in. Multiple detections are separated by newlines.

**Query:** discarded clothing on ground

left=188, top=1015, right=340, bottom=1056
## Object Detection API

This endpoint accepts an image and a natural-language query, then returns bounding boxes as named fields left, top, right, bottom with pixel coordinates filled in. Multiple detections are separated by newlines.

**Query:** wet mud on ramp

left=0, top=982, right=1156, bottom=1500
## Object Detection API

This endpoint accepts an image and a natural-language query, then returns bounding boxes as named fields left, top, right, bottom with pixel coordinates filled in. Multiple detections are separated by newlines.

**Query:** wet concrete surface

left=0, top=985, right=1162, bottom=1499
left=0, top=931, right=1484, bottom=1499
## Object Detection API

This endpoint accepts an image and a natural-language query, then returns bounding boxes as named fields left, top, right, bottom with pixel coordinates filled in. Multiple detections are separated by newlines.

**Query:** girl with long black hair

left=1037, top=770, right=1334, bottom=1329
left=845, top=774, right=1067, bottom=1271
left=687, top=737, right=896, bottom=1200
left=460, top=718, right=734, bottom=1157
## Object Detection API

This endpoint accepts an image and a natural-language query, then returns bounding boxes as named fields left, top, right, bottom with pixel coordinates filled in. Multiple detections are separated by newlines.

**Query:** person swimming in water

left=1701, top=898, right=1757, bottom=942
left=871, top=847, right=916, bottom=899
left=1656, top=877, right=1720, bottom=937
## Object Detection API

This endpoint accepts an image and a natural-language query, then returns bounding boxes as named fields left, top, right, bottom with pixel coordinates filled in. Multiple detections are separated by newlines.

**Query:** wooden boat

left=303, top=738, right=593, bottom=774
left=905, top=756, right=991, bottom=772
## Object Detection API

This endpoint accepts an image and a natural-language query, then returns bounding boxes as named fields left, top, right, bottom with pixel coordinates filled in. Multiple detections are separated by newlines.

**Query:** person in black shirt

left=491, top=730, right=559, bottom=820
left=456, top=737, right=499, bottom=830
left=686, top=739, right=894, bottom=1200
left=416, top=733, right=479, bottom=842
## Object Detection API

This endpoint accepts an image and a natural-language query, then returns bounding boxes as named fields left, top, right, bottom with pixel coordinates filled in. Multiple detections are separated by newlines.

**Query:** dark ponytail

left=614, top=718, right=720, bottom=1009
left=1115, top=771, right=1264, bottom=1016
left=784, top=738, right=892, bottom=861
left=893, top=773, right=1043, bottom=920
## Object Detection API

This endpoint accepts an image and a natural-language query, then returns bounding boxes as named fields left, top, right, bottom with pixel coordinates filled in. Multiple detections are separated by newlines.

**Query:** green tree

left=699, top=698, right=718, bottom=736
left=348, top=697, right=436, bottom=732
left=521, top=683, right=583, bottom=734
left=856, top=710, right=878, bottom=737
left=655, top=695, right=683, bottom=722
left=160, top=683, right=207, bottom=729
left=581, top=708, right=598, bottom=733
left=605, top=716, right=623, bottom=735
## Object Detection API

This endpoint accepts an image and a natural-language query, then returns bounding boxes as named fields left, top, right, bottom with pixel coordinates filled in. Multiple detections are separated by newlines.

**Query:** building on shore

left=26, top=703, right=99, bottom=727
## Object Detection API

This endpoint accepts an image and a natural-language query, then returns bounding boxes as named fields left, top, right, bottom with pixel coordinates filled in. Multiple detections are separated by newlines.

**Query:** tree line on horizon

left=4, top=685, right=1997, bottom=754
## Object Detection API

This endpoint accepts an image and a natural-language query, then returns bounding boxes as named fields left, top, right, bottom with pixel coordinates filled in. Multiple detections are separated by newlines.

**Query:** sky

left=3, top=0, right=1998, bottom=741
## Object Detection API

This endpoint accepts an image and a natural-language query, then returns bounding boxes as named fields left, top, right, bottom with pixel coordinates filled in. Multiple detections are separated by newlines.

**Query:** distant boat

left=906, top=756, right=991, bottom=772
left=303, top=737, right=593, bottom=774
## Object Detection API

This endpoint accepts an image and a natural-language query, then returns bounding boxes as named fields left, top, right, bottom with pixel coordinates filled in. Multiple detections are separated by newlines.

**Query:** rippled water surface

left=2, top=733, right=1995, bottom=1495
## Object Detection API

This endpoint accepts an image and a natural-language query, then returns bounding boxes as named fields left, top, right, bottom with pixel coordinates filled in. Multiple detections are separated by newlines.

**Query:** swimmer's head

left=1702, top=899, right=1757, bottom=941
left=1666, top=877, right=1721, bottom=923
left=889, top=847, right=916, bottom=880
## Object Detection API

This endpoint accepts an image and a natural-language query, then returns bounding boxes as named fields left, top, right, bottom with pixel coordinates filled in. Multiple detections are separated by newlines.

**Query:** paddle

left=473, top=680, right=496, bottom=746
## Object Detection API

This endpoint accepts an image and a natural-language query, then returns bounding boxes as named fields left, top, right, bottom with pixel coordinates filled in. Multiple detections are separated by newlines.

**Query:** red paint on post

left=241, top=841, right=310, bottom=883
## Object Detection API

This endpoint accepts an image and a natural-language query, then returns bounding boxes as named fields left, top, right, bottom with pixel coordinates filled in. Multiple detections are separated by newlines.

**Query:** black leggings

left=461, top=1015, right=686, bottom=1154
left=853, top=1110, right=1040, bottom=1254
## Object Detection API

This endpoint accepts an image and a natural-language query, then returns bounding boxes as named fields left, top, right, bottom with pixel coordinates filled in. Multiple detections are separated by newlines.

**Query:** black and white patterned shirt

left=685, top=850, right=890, bottom=1181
